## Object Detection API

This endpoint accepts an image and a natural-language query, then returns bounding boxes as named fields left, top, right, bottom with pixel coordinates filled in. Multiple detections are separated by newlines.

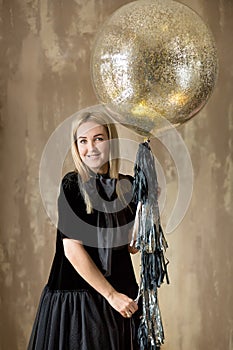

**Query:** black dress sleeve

left=120, top=174, right=137, bottom=223
left=57, top=171, right=87, bottom=240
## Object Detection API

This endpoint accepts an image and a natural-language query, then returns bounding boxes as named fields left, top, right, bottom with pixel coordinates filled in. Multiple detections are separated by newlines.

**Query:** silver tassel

left=131, top=140, right=169, bottom=349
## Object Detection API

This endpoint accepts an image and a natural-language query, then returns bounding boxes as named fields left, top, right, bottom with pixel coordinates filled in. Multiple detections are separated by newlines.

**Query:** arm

left=63, top=238, right=138, bottom=318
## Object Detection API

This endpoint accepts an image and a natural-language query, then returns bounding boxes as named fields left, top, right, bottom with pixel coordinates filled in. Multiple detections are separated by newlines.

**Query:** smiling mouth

left=87, top=154, right=101, bottom=158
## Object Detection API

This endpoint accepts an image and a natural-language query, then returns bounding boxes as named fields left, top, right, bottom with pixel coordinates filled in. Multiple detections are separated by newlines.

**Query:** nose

left=88, top=140, right=97, bottom=153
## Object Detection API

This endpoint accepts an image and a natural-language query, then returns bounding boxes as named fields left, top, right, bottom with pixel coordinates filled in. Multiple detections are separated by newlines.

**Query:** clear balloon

left=91, top=0, right=218, bottom=135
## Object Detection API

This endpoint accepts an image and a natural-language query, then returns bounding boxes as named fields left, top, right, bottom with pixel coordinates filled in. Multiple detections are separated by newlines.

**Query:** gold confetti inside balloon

left=91, top=0, right=218, bottom=135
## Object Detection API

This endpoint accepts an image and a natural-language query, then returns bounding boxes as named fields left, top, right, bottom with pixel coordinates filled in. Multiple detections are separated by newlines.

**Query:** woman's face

left=76, top=121, right=110, bottom=174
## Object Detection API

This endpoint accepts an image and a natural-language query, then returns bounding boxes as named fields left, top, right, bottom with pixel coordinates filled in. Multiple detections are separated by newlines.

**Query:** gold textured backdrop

left=0, top=1, right=232, bottom=349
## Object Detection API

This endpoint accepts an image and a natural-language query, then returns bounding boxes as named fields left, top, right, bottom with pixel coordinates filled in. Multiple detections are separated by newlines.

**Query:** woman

left=28, top=110, right=141, bottom=350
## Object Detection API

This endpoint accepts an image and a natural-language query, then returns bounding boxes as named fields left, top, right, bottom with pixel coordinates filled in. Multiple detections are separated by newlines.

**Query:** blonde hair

left=71, top=110, right=125, bottom=213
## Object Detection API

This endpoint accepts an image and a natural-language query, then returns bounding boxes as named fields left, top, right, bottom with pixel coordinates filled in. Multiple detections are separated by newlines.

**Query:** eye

left=79, top=139, right=87, bottom=144
left=95, top=137, right=104, bottom=142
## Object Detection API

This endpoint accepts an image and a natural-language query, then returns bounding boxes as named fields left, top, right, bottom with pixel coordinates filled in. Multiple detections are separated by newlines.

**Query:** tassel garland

left=131, top=140, right=169, bottom=349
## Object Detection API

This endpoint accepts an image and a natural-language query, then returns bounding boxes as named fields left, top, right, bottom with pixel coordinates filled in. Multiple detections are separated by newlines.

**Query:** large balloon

left=91, top=0, right=218, bottom=135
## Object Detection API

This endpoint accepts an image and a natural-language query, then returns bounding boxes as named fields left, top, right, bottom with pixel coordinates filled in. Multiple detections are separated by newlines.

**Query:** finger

left=129, top=301, right=138, bottom=313
left=126, top=307, right=133, bottom=315
left=122, top=310, right=132, bottom=318
left=128, top=308, right=136, bottom=316
left=125, top=307, right=136, bottom=317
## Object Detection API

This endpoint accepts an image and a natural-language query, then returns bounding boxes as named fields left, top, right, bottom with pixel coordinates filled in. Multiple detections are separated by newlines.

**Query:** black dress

left=28, top=171, right=141, bottom=350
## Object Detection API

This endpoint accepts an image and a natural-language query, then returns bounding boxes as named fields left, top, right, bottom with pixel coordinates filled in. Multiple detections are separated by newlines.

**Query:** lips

left=87, top=153, right=101, bottom=158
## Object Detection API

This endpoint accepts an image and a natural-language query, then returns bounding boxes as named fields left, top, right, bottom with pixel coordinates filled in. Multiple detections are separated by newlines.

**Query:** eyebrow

left=78, top=133, right=105, bottom=139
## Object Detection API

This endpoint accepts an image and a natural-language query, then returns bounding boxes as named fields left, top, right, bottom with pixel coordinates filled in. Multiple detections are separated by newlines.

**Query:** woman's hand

left=106, top=290, right=138, bottom=318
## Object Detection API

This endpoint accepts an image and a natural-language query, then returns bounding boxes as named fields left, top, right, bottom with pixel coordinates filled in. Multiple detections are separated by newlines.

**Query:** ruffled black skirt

left=28, top=285, right=141, bottom=350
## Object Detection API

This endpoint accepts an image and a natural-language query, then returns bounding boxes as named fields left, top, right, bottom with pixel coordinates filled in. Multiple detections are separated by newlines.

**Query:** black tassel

left=131, top=140, right=169, bottom=349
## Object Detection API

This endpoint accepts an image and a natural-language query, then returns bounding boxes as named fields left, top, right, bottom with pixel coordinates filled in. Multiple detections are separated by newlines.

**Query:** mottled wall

left=0, top=1, right=232, bottom=350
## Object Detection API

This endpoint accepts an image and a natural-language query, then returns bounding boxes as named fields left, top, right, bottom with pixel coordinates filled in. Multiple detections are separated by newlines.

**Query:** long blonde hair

left=71, top=110, right=124, bottom=213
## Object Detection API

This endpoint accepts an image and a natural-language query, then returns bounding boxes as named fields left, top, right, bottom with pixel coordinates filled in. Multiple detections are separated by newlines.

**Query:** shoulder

left=61, top=171, right=79, bottom=186
left=60, top=171, right=80, bottom=196
left=119, top=173, right=134, bottom=184
left=118, top=174, right=134, bottom=195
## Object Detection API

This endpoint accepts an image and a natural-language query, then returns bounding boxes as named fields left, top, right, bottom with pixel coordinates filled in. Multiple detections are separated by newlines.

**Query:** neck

left=88, top=163, right=109, bottom=176
left=95, top=163, right=109, bottom=175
